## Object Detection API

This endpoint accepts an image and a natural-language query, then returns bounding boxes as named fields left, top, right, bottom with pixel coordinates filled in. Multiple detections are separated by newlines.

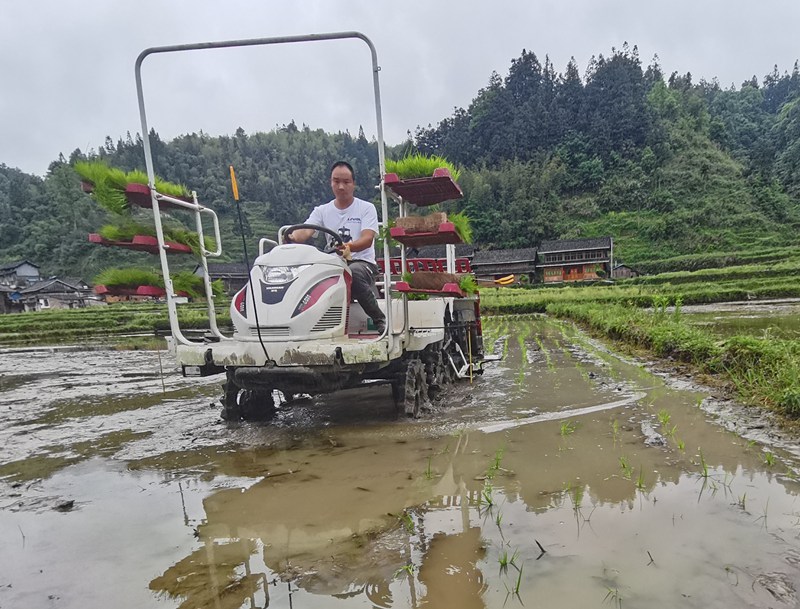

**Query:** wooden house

left=471, top=248, right=538, bottom=283
left=536, top=237, right=613, bottom=283
left=612, top=263, right=640, bottom=279
left=0, top=260, right=41, bottom=288
left=194, top=262, right=250, bottom=295
left=17, top=278, right=96, bottom=312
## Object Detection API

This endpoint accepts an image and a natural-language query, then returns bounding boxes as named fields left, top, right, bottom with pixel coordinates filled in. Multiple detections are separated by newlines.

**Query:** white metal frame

left=134, top=32, right=395, bottom=350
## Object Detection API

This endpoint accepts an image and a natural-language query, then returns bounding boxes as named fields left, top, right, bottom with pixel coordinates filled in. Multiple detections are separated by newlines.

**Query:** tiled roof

left=407, top=244, right=475, bottom=259
left=538, top=237, right=612, bottom=253
left=471, top=248, right=538, bottom=265
left=0, top=259, right=40, bottom=272
left=19, top=279, right=82, bottom=294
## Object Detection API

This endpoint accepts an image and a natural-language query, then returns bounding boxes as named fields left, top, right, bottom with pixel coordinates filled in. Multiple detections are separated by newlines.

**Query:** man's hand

left=337, top=242, right=352, bottom=261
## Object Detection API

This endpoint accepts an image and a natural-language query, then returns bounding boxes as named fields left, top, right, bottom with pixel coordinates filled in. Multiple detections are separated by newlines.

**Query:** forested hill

left=2, top=44, right=800, bottom=279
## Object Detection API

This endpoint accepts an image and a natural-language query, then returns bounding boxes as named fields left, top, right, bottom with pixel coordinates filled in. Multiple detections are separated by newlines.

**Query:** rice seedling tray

left=384, top=168, right=463, bottom=206
left=393, top=281, right=465, bottom=298
left=88, top=233, right=193, bottom=255
left=94, top=284, right=167, bottom=297
left=389, top=222, right=462, bottom=247
left=124, top=183, right=191, bottom=210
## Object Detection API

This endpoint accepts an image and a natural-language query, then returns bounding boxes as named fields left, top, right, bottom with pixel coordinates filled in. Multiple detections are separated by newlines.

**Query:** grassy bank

left=480, top=273, right=800, bottom=315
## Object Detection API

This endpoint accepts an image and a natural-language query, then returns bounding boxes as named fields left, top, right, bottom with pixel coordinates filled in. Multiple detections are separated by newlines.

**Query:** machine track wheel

left=220, top=369, right=277, bottom=422
left=393, top=357, right=430, bottom=418
left=239, top=390, right=278, bottom=421
left=424, top=347, right=452, bottom=398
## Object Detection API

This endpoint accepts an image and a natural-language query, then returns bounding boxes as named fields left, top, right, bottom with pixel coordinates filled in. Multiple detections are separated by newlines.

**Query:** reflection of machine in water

left=150, top=433, right=489, bottom=608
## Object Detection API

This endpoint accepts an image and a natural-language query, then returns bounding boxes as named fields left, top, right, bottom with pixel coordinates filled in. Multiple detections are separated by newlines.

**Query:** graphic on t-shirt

left=338, top=227, right=352, bottom=243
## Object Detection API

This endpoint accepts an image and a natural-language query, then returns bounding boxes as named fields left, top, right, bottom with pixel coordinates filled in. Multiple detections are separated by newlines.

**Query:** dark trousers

left=349, top=260, right=385, bottom=326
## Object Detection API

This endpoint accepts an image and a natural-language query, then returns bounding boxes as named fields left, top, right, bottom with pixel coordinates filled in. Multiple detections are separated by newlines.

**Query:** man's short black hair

left=330, top=160, right=355, bottom=182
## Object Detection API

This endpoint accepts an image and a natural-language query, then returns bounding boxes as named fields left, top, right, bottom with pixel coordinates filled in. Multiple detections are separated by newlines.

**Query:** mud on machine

left=133, top=32, right=491, bottom=420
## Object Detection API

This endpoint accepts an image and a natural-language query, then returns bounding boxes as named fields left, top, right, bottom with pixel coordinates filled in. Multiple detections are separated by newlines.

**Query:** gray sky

left=2, top=1, right=798, bottom=176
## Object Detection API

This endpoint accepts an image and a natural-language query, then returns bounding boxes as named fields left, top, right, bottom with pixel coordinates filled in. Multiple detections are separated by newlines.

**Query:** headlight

left=261, top=265, right=311, bottom=285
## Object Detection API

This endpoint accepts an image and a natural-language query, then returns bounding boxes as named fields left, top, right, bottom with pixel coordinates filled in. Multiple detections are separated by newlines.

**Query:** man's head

left=330, top=161, right=355, bottom=207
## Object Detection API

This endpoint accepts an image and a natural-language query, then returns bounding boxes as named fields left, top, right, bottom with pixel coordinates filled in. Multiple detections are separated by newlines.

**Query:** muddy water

left=2, top=318, right=800, bottom=608
left=684, top=298, right=800, bottom=339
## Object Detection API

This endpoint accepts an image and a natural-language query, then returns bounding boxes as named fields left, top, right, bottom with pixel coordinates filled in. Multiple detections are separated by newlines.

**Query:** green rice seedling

left=481, top=481, right=494, bottom=507
left=636, top=467, right=646, bottom=491
left=513, top=562, right=523, bottom=595
left=448, top=212, right=473, bottom=243
left=699, top=451, right=709, bottom=479
left=560, top=421, right=577, bottom=436
left=458, top=274, right=479, bottom=294
left=604, top=587, right=623, bottom=609
left=657, top=410, right=671, bottom=428
left=737, top=493, right=747, bottom=511
left=763, top=452, right=776, bottom=467
left=619, top=456, right=633, bottom=480
left=610, top=419, right=620, bottom=443
left=95, top=267, right=163, bottom=289
left=570, top=483, right=584, bottom=514
left=490, top=447, right=505, bottom=472
left=393, top=563, right=415, bottom=579
left=498, top=547, right=510, bottom=572
left=154, top=176, right=191, bottom=198
left=171, top=271, right=213, bottom=299
left=98, top=220, right=156, bottom=241
left=385, top=153, right=461, bottom=182
left=676, top=438, right=686, bottom=452
left=424, top=455, right=433, bottom=480
left=401, top=511, right=415, bottom=533
left=90, top=180, right=129, bottom=215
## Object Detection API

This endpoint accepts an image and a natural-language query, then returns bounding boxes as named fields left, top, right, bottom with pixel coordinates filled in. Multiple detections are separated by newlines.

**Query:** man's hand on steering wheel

left=283, top=224, right=343, bottom=255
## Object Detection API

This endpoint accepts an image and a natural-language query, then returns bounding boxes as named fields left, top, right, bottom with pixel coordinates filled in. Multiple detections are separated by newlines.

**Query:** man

left=287, top=161, right=386, bottom=334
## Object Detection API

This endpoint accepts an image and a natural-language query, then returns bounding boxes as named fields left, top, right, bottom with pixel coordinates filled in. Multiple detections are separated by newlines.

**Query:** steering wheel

left=283, top=224, right=344, bottom=255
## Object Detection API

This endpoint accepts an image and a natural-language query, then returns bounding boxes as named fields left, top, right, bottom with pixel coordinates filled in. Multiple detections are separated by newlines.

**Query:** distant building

left=612, top=263, right=640, bottom=279
left=194, top=262, right=250, bottom=295
left=0, top=260, right=41, bottom=288
left=471, top=248, right=538, bottom=283
left=17, top=278, right=97, bottom=312
left=536, top=237, right=613, bottom=283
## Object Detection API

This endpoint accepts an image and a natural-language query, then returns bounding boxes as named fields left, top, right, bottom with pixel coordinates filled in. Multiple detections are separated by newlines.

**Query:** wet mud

left=2, top=317, right=800, bottom=608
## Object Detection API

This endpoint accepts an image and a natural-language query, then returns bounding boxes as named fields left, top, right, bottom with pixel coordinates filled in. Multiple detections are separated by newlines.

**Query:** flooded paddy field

left=2, top=317, right=800, bottom=608
left=683, top=298, right=800, bottom=339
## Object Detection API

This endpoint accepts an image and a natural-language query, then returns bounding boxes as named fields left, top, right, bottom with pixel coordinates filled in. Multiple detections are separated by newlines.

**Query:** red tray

left=394, top=281, right=464, bottom=298
left=125, top=183, right=191, bottom=210
left=389, top=222, right=462, bottom=248
left=89, top=233, right=192, bottom=255
left=94, top=284, right=166, bottom=297
left=384, top=168, right=463, bottom=206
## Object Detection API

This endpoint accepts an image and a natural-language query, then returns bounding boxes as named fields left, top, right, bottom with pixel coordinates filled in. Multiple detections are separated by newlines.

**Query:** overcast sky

left=2, top=1, right=798, bottom=176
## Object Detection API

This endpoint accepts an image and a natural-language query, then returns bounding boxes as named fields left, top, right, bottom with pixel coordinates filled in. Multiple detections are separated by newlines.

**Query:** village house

left=194, top=262, right=250, bottom=296
left=0, top=260, right=41, bottom=288
left=612, top=263, right=640, bottom=279
left=536, top=237, right=613, bottom=283
left=470, top=248, right=538, bottom=283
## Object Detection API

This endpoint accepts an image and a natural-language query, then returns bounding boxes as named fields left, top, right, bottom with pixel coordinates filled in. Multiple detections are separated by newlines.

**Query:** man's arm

left=341, top=229, right=376, bottom=253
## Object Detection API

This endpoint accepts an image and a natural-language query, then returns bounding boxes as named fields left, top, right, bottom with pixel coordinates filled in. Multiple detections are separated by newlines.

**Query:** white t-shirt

left=305, top=197, right=379, bottom=264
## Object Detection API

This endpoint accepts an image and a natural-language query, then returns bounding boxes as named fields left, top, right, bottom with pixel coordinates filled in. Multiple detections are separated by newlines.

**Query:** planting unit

left=131, top=32, right=491, bottom=421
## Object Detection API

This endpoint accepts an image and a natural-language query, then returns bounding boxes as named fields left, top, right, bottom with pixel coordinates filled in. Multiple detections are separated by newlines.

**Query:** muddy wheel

left=239, top=389, right=278, bottom=421
left=220, top=369, right=277, bottom=422
left=393, top=358, right=430, bottom=418
left=221, top=370, right=242, bottom=421
left=425, top=348, right=453, bottom=398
